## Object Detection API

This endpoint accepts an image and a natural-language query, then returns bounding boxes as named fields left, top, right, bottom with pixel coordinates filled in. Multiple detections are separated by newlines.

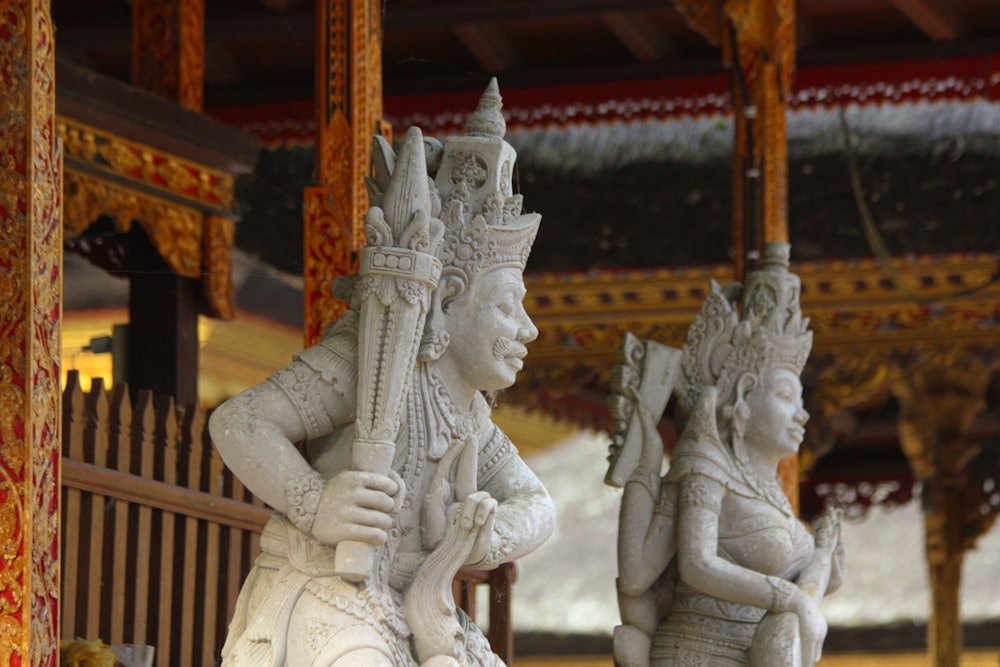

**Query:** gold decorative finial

left=465, top=77, right=506, bottom=138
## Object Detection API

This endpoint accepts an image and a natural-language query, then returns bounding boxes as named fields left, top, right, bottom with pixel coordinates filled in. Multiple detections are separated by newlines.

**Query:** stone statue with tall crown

left=606, top=243, right=845, bottom=667
left=209, top=80, right=555, bottom=667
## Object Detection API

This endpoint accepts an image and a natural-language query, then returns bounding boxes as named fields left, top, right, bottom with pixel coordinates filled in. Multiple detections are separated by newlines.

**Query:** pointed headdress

left=677, top=243, right=813, bottom=416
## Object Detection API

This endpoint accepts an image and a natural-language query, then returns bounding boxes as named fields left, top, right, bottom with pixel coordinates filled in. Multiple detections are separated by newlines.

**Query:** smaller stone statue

left=210, top=79, right=554, bottom=667
left=607, top=243, right=845, bottom=667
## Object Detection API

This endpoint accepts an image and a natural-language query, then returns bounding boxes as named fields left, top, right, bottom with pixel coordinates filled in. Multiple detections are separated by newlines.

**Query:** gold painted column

left=671, top=0, right=798, bottom=507
left=304, top=0, right=385, bottom=345
left=0, top=1, right=62, bottom=664
left=131, top=0, right=205, bottom=111
left=892, top=356, right=995, bottom=667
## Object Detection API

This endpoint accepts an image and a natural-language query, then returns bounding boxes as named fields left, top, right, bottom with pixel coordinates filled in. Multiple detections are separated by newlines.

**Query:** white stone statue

left=209, top=79, right=555, bottom=667
left=607, top=243, right=845, bottom=667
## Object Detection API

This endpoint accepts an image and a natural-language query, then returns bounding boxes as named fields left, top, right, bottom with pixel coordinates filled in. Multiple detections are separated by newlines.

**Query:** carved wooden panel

left=305, top=0, right=384, bottom=345
left=132, top=0, right=205, bottom=111
left=0, top=1, right=61, bottom=663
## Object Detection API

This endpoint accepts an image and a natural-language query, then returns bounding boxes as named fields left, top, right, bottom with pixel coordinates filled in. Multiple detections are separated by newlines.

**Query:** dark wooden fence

left=60, top=370, right=514, bottom=666
left=60, top=371, right=269, bottom=667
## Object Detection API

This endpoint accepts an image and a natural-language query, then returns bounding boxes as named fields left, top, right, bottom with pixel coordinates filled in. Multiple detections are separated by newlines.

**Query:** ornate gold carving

left=203, top=215, right=235, bottom=320
left=306, top=0, right=384, bottom=345
left=519, top=254, right=1000, bottom=403
left=131, top=0, right=204, bottom=111
left=64, top=169, right=203, bottom=278
left=304, top=185, right=354, bottom=344
left=57, top=119, right=235, bottom=212
left=0, top=0, right=61, bottom=663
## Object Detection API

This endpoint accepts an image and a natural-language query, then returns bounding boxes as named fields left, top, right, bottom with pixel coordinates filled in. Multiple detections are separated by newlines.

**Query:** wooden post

left=0, top=1, right=62, bottom=663
left=132, top=0, right=206, bottom=111
left=126, top=224, right=201, bottom=406
left=671, top=0, right=798, bottom=508
left=304, top=0, right=386, bottom=345
left=891, top=358, right=994, bottom=667
left=128, top=0, right=206, bottom=403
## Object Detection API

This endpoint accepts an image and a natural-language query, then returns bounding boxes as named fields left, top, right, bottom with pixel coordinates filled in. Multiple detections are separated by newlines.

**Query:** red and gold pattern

left=305, top=0, right=384, bottom=345
left=0, top=0, right=61, bottom=664
left=59, top=112, right=241, bottom=318
left=59, top=119, right=234, bottom=211
left=131, top=0, right=205, bottom=111
left=63, top=170, right=203, bottom=279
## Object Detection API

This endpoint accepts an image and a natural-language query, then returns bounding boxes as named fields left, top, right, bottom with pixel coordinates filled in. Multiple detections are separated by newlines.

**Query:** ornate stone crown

left=678, top=243, right=812, bottom=415
left=431, top=78, right=540, bottom=285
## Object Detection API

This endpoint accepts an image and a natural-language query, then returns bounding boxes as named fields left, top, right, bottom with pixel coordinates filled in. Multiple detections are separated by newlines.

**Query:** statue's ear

left=736, top=372, right=757, bottom=402
left=418, top=289, right=450, bottom=362
left=435, top=273, right=465, bottom=313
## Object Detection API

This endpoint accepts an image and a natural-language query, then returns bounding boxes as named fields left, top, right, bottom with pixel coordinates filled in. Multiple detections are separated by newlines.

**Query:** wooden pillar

left=131, top=0, right=205, bottom=111
left=126, top=225, right=201, bottom=406
left=673, top=0, right=798, bottom=506
left=129, top=0, right=205, bottom=401
left=891, top=358, right=994, bottom=667
left=0, top=1, right=62, bottom=664
left=304, top=0, right=385, bottom=345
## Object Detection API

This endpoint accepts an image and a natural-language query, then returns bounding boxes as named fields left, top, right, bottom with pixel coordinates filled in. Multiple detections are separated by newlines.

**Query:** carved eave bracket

left=57, top=59, right=258, bottom=319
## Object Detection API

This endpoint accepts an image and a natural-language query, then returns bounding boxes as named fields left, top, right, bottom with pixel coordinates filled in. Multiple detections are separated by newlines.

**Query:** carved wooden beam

left=887, top=0, right=967, bottom=42
left=132, top=0, right=206, bottom=110
left=0, top=0, right=61, bottom=662
left=601, top=10, right=672, bottom=62
left=452, top=22, right=520, bottom=73
left=305, top=0, right=384, bottom=345
left=514, top=252, right=1000, bottom=417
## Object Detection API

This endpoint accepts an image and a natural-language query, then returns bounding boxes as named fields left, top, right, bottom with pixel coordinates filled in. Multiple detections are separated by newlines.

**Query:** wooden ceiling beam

left=887, top=0, right=966, bottom=41
left=601, top=10, right=672, bottom=61
left=452, top=22, right=520, bottom=73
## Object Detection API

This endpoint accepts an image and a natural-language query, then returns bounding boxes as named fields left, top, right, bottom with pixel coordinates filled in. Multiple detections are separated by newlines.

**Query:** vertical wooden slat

left=155, top=396, right=178, bottom=667
left=60, top=373, right=85, bottom=639
left=178, top=405, right=203, bottom=666
left=132, top=390, right=156, bottom=646
left=108, top=384, right=133, bottom=645
left=84, top=379, right=110, bottom=641
left=203, top=430, right=225, bottom=666
left=225, top=471, right=248, bottom=624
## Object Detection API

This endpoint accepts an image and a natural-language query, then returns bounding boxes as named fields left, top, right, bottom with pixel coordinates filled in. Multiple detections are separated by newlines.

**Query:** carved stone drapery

left=305, top=0, right=385, bottom=345
left=0, top=1, right=62, bottom=663
left=131, top=0, right=205, bottom=111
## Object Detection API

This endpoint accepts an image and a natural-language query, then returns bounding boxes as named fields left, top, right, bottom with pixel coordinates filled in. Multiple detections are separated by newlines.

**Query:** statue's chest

left=718, top=495, right=813, bottom=578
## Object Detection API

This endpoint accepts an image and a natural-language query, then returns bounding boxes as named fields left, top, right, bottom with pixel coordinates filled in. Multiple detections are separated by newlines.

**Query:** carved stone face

left=742, top=367, right=809, bottom=459
left=439, top=266, right=538, bottom=393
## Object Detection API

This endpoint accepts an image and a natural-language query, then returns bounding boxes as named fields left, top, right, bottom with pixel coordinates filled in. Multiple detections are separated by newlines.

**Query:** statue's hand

left=310, top=470, right=402, bottom=548
left=455, top=491, right=497, bottom=566
left=792, top=591, right=828, bottom=666
left=812, top=507, right=842, bottom=552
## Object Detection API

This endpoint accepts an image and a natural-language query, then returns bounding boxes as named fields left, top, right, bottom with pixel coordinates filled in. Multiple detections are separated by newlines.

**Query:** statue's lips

left=505, top=356, right=525, bottom=370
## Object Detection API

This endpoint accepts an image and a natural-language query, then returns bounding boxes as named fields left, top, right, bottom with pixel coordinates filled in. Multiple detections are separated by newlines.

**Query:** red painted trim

left=207, top=52, right=1000, bottom=146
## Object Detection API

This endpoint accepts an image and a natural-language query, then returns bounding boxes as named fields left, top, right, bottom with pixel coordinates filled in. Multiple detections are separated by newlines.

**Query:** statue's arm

left=676, top=473, right=794, bottom=610
left=676, top=472, right=827, bottom=660
left=209, top=377, right=320, bottom=515
left=469, top=452, right=555, bottom=570
left=209, top=353, right=357, bottom=516
left=617, top=406, right=675, bottom=596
